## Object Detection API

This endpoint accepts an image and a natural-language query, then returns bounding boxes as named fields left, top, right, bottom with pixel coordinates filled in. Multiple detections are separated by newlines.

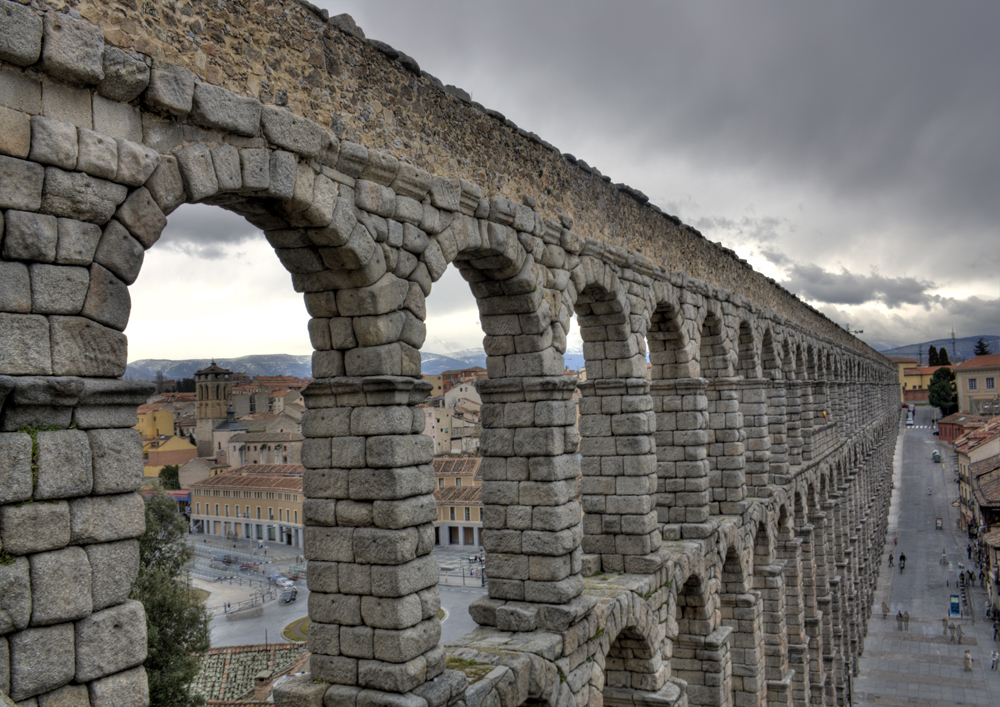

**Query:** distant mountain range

left=878, top=335, right=998, bottom=364
left=126, top=348, right=588, bottom=380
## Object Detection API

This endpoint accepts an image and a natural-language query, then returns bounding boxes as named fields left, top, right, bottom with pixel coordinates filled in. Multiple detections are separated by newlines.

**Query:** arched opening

left=673, top=574, right=729, bottom=707
left=720, top=545, right=763, bottom=707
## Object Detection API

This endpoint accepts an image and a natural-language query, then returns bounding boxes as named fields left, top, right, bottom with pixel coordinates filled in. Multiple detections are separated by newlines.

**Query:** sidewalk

left=853, top=406, right=1000, bottom=706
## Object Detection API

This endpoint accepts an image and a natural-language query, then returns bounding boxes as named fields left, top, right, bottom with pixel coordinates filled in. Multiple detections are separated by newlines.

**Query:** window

left=269, top=508, right=273, bottom=520
left=987, top=378, right=995, bottom=390
left=456, top=478, right=462, bottom=487
left=438, top=478, right=444, bottom=488
left=257, top=507, right=261, bottom=519
left=215, top=504, right=219, bottom=516
left=196, top=503, right=200, bottom=514
left=294, top=511, right=298, bottom=524
left=450, top=507, right=455, bottom=521
left=225, top=505, right=229, bottom=517
left=969, top=379, right=978, bottom=390
left=478, top=507, right=482, bottom=521
left=465, top=507, right=471, bottom=521
left=279, top=509, right=283, bottom=521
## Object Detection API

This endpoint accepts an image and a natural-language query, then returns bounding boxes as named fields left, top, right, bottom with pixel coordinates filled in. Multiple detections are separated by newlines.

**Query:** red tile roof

left=435, top=485, right=482, bottom=504
left=954, top=355, right=1000, bottom=371
left=190, top=465, right=304, bottom=491
left=432, top=457, right=482, bottom=478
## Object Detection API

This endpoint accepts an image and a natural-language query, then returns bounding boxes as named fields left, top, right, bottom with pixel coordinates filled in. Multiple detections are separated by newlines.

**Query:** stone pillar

left=721, top=591, right=766, bottom=707
left=300, top=376, right=445, bottom=698
left=767, top=380, right=790, bottom=486
left=778, top=537, right=810, bottom=707
left=754, top=564, right=793, bottom=707
left=474, top=376, right=593, bottom=633
left=811, top=509, right=835, bottom=705
left=706, top=376, right=747, bottom=516
left=652, top=378, right=710, bottom=540
left=797, top=524, right=825, bottom=705
left=580, top=378, right=660, bottom=574
left=799, top=380, right=815, bottom=462
left=740, top=379, right=772, bottom=496
left=786, top=381, right=803, bottom=469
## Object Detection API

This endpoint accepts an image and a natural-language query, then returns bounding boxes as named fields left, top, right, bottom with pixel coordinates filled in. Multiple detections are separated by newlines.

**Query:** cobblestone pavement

left=853, top=406, right=1000, bottom=706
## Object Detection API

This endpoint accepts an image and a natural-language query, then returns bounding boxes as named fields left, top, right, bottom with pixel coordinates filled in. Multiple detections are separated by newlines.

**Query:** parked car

left=267, top=574, right=295, bottom=589
left=212, top=554, right=233, bottom=564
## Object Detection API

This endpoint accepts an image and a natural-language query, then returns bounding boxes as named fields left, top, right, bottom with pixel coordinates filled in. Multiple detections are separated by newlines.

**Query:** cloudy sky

left=127, top=0, right=999, bottom=361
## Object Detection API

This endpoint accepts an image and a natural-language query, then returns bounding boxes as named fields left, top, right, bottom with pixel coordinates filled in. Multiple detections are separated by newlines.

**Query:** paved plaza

left=853, top=405, right=1000, bottom=706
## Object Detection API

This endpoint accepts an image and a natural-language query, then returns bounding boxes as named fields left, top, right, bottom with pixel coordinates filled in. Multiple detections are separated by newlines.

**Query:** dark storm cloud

left=158, top=204, right=263, bottom=260
left=781, top=263, right=936, bottom=309
left=328, top=0, right=998, bottom=273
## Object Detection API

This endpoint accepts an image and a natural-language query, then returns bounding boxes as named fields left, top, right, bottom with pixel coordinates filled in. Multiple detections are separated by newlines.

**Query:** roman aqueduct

left=0, top=1, right=899, bottom=705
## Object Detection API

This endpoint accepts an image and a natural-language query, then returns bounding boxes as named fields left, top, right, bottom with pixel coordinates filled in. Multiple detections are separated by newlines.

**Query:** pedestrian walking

left=991, top=650, right=999, bottom=671
left=882, top=602, right=889, bottom=619
left=888, top=553, right=893, bottom=568
left=980, top=571, right=986, bottom=588
left=942, top=617, right=949, bottom=636
left=896, top=611, right=903, bottom=631
left=964, top=650, right=973, bottom=672
left=967, top=544, right=972, bottom=559
left=957, top=624, right=965, bottom=644
left=993, top=620, right=999, bottom=640
left=949, top=622, right=957, bottom=642
left=903, top=611, right=910, bottom=630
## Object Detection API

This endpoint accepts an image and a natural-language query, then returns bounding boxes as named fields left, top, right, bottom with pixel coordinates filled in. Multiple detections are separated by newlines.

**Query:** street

left=188, top=535, right=486, bottom=648
left=853, top=405, right=1000, bottom=706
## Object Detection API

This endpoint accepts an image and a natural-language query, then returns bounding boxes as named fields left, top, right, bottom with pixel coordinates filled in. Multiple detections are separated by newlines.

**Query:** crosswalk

left=904, top=425, right=934, bottom=429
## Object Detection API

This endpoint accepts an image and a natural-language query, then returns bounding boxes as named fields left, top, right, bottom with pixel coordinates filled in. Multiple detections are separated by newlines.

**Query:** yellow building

left=142, top=435, right=198, bottom=478
left=135, top=405, right=176, bottom=438
left=885, top=356, right=917, bottom=402
left=433, top=457, right=482, bottom=547
left=954, top=355, right=1000, bottom=415
left=900, top=365, right=950, bottom=404
left=189, top=464, right=305, bottom=548
left=423, top=374, right=444, bottom=397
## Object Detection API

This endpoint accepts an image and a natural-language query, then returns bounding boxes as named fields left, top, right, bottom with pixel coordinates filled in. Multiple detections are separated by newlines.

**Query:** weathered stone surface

left=92, top=93, right=142, bottom=142
left=211, top=143, right=241, bottom=192
left=41, top=82, right=93, bottom=129
left=116, top=139, right=160, bottom=188
left=144, top=61, right=195, bottom=115
left=3, top=210, right=58, bottom=262
left=97, top=47, right=150, bottom=102
left=86, top=665, right=149, bottom=707
left=0, top=262, right=31, bottom=314
left=55, top=218, right=102, bottom=266
left=191, top=81, right=262, bottom=137
left=81, top=262, right=131, bottom=331
left=29, top=116, right=77, bottom=170
left=0, top=556, right=31, bottom=634
left=266, top=149, right=297, bottom=200
left=0, top=155, right=44, bottom=211
left=88, top=428, right=142, bottom=494
left=8, top=624, right=75, bottom=701
left=93, top=219, right=144, bottom=285
left=69, top=492, right=145, bottom=544
left=40, top=12, right=104, bottom=85
left=0, top=432, right=32, bottom=504
left=40, top=167, right=128, bottom=224
left=74, top=600, right=147, bottom=681
left=144, top=154, right=186, bottom=214
left=49, top=316, right=127, bottom=377
left=337, top=273, right=409, bottom=317
left=0, top=0, right=42, bottom=66
left=36, top=683, right=91, bottom=707
left=28, top=264, right=89, bottom=315
left=84, top=540, right=139, bottom=612
left=239, top=147, right=269, bottom=192
left=0, top=104, right=31, bottom=158
left=28, top=547, right=92, bottom=626
left=114, top=187, right=166, bottom=248
left=34, top=429, right=93, bottom=500
left=76, top=128, right=118, bottom=180
left=0, top=313, right=51, bottom=375
left=0, top=64, right=41, bottom=113
left=261, top=105, right=329, bottom=158
left=175, top=143, right=218, bottom=201
left=336, top=141, right=368, bottom=178
left=271, top=674, right=328, bottom=705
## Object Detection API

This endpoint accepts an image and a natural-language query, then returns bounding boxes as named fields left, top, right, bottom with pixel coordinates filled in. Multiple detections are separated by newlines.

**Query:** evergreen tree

left=938, top=348, right=951, bottom=366
left=159, top=464, right=180, bottom=490
left=132, top=491, right=211, bottom=706
left=927, top=345, right=939, bottom=366
left=928, top=367, right=958, bottom=416
left=974, top=337, right=993, bottom=356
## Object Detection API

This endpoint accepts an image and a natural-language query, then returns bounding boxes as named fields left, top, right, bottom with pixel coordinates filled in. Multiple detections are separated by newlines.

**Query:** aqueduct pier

left=0, top=2, right=898, bottom=705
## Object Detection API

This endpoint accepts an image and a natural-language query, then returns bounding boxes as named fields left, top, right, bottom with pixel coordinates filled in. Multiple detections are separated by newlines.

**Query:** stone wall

left=0, top=1, right=900, bottom=706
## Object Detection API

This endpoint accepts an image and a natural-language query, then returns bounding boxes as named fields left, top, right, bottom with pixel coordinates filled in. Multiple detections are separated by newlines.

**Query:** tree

left=177, top=378, right=196, bottom=393
left=132, top=491, right=211, bottom=707
left=928, top=367, right=958, bottom=416
left=938, top=348, right=951, bottom=366
left=927, top=345, right=939, bottom=366
left=974, top=338, right=993, bottom=356
left=159, top=464, right=180, bottom=490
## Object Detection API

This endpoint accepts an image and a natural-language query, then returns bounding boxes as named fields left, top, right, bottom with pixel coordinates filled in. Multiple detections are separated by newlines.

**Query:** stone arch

left=736, top=318, right=761, bottom=378
left=719, top=542, right=764, bottom=707
left=672, top=572, right=729, bottom=707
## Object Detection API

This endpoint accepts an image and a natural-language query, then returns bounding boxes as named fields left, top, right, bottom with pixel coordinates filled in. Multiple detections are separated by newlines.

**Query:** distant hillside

left=127, top=347, right=588, bottom=380
left=880, top=335, right=998, bottom=364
